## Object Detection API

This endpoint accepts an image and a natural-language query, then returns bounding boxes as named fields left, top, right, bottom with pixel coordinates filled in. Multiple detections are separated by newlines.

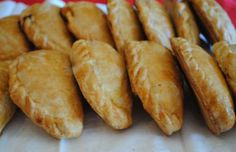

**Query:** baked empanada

left=171, top=37, right=235, bottom=134
left=71, top=40, right=132, bottom=129
left=0, top=61, right=16, bottom=133
left=165, top=0, right=200, bottom=44
left=9, top=51, right=83, bottom=139
left=107, top=0, right=145, bottom=55
left=135, top=0, right=175, bottom=51
left=124, top=41, right=183, bottom=135
left=213, top=41, right=236, bottom=94
left=61, top=2, right=115, bottom=47
left=0, top=15, right=30, bottom=60
left=20, top=3, right=73, bottom=54
left=191, top=0, right=236, bottom=44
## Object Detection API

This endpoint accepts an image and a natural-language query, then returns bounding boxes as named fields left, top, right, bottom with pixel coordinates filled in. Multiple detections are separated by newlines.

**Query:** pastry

left=0, top=61, right=16, bottom=133
left=107, top=0, right=145, bottom=56
left=164, top=0, right=200, bottom=44
left=9, top=50, right=83, bottom=139
left=20, top=3, right=73, bottom=54
left=191, top=0, right=236, bottom=44
left=71, top=40, right=132, bottom=129
left=61, top=2, right=115, bottom=47
left=171, top=37, right=235, bottom=134
left=213, top=41, right=236, bottom=94
left=0, top=15, right=30, bottom=60
left=135, top=0, right=175, bottom=51
left=124, top=41, right=183, bottom=135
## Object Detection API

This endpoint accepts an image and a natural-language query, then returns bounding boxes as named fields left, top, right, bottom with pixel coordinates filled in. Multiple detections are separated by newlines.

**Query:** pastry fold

left=191, top=0, right=236, bottom=44
left=9, top=51, right=83, bottom=138
left=165, top=0, right=200, bottom=44
left=107, top=0, right=145, bottom=55
left=71, top=40, right=133, bottom=129
left=20, top=3, right=73, bottom=53
left=213, top=41, right=236, bottom=94
left=135, top=0, right=175, bottom=51
left=61, top=2, right=115, bottom=47
left=124, top=41, right=183, bottom=135
left=171, top=37, right=235, bottom=135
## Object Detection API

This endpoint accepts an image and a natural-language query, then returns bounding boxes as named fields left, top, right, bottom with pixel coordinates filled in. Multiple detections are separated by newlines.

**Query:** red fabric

left=12, top=0, right=236, bottom=27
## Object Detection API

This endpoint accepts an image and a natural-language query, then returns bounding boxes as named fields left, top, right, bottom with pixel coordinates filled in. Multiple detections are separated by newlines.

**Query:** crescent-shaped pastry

left=107, top=0, right=145, bottom=55
left=9, top=50, right=83, bottom=138
left=213, top=41, right=236, bottom=94
left=171, top=37, right=235, bottom=134
left=70, top=40, right=133, bottom=129
left=191, top=0, right=236, bottom=44
left=135, top=0, right=175, bottom=51
left=61, top=2, right=115, bottom=47
left=124, top=41, right=183, bottom=135
left=0, top=15, right=30, bottom=60
left=20, top=3, right=73, bottom=53
left=165, top=0, right=200, bottom=44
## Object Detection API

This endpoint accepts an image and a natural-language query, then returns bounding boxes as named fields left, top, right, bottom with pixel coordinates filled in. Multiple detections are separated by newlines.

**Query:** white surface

left=1, top=1, right=236, bottom=152
left=1, top=100, right=236, bottom=152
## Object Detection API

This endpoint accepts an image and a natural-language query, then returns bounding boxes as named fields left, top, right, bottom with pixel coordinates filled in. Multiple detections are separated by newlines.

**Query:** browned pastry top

left=192, top=0, right=236, bottom=44
left=20, top=3, right=73, bottom=53
left=61, top=2, right=115, bottom=47
left=0, top=15, right=30, bottom=60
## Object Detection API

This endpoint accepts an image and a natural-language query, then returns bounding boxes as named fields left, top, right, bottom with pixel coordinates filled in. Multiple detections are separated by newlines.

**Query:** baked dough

left=0, top=15, right=30, bottom=60
left=9, top=50, right=83, bottom=139
left=191, top=0, right=236, bottom=44
left=213, top=41, right=236, bottom=94
left=0, top=61, right=16, bottom=133
left=165, top=0, right=200, bottom=44
left=124, top=41, right=183, bottom=135
left=171, top=37, right=235, bottom=135
left=61, top=2, right=115, bottom=47
left=20, top=3, right=73, bottom=53
left=71, top=40, right=132, bottom=129
left=107, top=0, right=145, bottom=56
left=135, top=0, right=175, bottom=51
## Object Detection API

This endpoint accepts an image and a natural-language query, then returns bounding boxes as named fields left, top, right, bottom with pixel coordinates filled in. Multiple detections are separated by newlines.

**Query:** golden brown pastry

left=171, top=37, right=235, bottom=135
left=9, top=50, right=83, bottom=139
left=61, top=2, right=115, bottom=47
left=165, top=0, right=200, bottom=44
left=0, top=15, right=30, bottom=60
left=213, top=41, right=236, bottom=94
left=0, top=61, right=16, bottom=133
left=191, top=0, right=236, bottom=44
left=20, top=3, right=73, bottom=54
left=107, top=0, right=145, bottom=55
left=124, top=41, right=183, bottom=135
left=71, top=40, right=132, bottom=129
left=135, top=0, right=175, bottom=51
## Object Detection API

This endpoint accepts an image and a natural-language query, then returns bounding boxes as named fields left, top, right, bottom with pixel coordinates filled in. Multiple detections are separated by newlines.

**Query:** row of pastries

left=0, top=0, right=236, bottom=139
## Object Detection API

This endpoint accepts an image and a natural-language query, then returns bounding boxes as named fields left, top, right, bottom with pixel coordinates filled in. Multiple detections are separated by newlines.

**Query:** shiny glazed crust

left=20, top=3, right=73, bottom=53
left=61, top=2, right=115, bottom=47
left=107, top=0, right=145, bottom=55
left=71, top=40, right=133, bottom=129
left=0, top=15, right=30, bottom=60
left=0, top=61, right=16, bottom=133
left=9, top=51, right=83, bottom=139
left=213, top=41, right=236, bottom=94
left=191, top=0, right=236, bottom=44
left=135, top=0, right=175, bottom=51
left=124, top=41, right=183, bottom=135
left=171, top=37, right=235, bottom=135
